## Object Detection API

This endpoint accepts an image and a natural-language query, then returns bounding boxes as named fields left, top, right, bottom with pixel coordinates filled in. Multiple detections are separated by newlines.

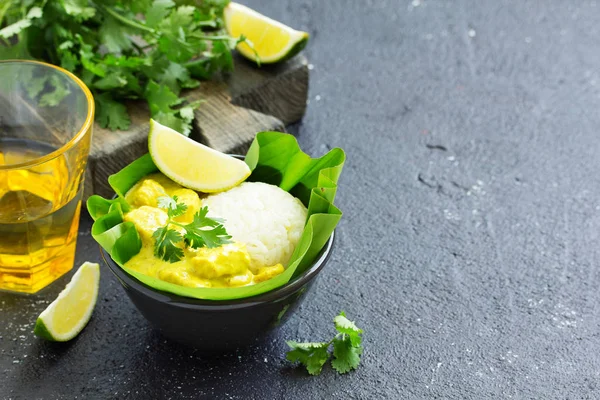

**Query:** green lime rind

left=33, top=262, right=100, bottom=342
left=34, top=311, right=95, bottom=342
left=248, top=35, right=309, bottom=65
left=280, top=36, right=309, bottom=63
left=34, top=307, right=96, bottom=342
left=33, top=318, right=55, bottom=341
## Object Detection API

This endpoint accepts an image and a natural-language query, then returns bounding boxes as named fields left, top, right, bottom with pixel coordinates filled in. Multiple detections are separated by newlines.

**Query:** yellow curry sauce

left=122, top=173, right=284, bottom=288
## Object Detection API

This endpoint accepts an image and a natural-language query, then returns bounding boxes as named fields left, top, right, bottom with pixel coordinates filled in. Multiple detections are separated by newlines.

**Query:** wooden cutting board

left=85, top=54, right=309, bottom=198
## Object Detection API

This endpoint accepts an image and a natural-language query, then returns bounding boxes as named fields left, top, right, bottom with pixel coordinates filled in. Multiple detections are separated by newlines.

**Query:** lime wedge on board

left=225, top=2, right=309, bottom=64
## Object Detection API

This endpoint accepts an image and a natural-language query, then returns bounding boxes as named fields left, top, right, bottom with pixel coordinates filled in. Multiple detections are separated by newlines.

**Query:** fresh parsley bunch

left=0, top=0, right=242, bottom=135
left=286, top=312, right=364, bottom=375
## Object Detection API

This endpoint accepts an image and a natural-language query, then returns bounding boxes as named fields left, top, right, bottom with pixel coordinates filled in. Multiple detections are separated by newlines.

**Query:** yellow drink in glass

left=0, top=60, right=94, bottom=293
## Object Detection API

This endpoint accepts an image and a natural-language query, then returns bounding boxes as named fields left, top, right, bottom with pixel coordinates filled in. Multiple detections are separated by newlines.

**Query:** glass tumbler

left=0, top=60, right=94, bottom=293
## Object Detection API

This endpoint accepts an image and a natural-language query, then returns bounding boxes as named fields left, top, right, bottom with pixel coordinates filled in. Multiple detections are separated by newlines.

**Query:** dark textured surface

left=3, top=0, right=600, bottom=398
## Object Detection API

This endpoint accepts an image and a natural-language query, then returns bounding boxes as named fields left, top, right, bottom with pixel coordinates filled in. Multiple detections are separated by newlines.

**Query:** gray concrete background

left=3, top=0, right=600, bottom=398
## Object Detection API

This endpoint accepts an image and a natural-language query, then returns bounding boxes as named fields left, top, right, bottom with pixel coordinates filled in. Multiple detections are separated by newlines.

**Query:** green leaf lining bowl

left=100, top=230, right=334, bottom=350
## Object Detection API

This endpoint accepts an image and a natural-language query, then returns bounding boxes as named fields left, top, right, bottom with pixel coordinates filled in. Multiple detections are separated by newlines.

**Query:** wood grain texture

left=228, top=54, right=309, bottom=124
left=86, top=54, right=308, bottom=198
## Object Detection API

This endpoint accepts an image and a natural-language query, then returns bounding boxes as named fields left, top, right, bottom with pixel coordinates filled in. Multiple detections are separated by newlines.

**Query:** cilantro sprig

left=286, top=312, right=364, bottom=375
left=0, top=0, right=249, bottom=134
left=153, top=195, right=232, bottom=262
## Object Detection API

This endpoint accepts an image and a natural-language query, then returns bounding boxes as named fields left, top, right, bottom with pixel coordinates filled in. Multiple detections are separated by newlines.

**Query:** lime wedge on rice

left=224, top=2, right=309, bottom=64
left=34, top=262, right=100, bottom=342
left=148, top=119, right=251, bottom=193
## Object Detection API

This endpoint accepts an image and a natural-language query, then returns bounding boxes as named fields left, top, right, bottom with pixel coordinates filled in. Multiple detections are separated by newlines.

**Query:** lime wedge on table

left=34, top=262, right=100, bottom=342
left=148, top=119, right=251, bottom=193
left=225, top=2, right=309, bottom=64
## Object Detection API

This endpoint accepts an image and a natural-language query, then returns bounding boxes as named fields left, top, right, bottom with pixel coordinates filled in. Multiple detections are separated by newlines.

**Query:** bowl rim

left=100, top=230, right=334, bottom=309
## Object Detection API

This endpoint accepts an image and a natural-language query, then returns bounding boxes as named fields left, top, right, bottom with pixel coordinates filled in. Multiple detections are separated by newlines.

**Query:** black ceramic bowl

left=100, top=232, right=334, bottom=351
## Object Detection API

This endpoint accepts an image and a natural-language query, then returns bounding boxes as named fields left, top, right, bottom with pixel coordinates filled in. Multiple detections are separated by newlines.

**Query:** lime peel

left=225, top=2, right=309, bottom=64
left=34, top=262, right=100, bottom=342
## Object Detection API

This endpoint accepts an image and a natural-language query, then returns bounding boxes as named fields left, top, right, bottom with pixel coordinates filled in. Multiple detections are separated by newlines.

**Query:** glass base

left=0, top=241, right=76, bottom=294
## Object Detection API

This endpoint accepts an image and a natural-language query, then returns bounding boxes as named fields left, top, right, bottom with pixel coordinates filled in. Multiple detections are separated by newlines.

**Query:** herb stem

left=196, top=20, right=217, bottom=27
left=99, top=5, right=155, bottom=34
left=188, top=34, right=232, bottom=41
left=169, top=220, right=186, bottom=229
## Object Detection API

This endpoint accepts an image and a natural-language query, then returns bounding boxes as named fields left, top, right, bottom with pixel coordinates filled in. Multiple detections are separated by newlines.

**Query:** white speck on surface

left=447, top=156, right=455, bottom=161
left=425, top=33, right=433, bottom=40
left=307, top=63, right=314, bottom=70
left=430, top=362, right=442, bottom=384
left=443, top=209, right=461, bottom=221
left=12, top=360, right=19, bottom=364
left=524, top=36, right=532, bottom=43
left=468, top=29, right=476, bottom=38
left=412, top=0, right=421, bottom=7
left=470, top=181, right=485, bottom=196
left=315, top=95, right=321, bottom=101
left=264, top=358, right=268, bottom=363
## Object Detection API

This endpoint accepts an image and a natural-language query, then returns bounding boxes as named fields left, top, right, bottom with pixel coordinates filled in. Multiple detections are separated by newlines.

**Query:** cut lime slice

left=225, top=2, right=309, bottom=64
left=34, top=262, right=100, bottom=342
left=148, top=119, right=251, bottom=193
